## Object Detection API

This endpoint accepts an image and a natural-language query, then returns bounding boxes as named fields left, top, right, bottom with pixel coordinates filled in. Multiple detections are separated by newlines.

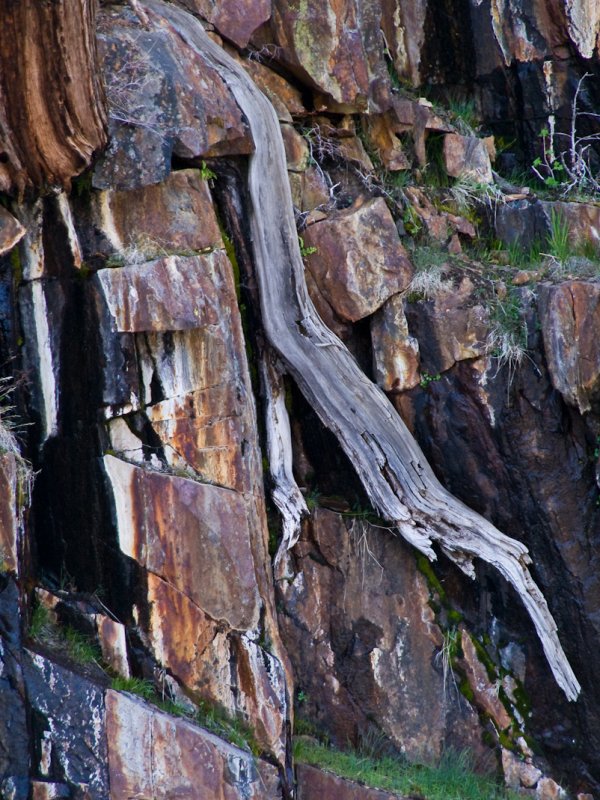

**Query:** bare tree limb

left=143, top=0, right=580, bottom=701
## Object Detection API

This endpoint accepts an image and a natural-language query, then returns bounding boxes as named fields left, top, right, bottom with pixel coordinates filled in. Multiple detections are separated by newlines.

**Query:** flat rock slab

left=272, top=0, right=390, bottom=112
left=146, top=573, right=287, bottom=762
left=106, top=689, right=277, bottom=799
left=303, top=198, right=413, bottom=322
left=443, top=133, right=492, bottom=183
left=297, top=764, right=406, bottom=799
left=538, top=280, right=600, bottom=413
left=92, top=168, right=223, bottom=255
left=103, top=455, right=261, bottom=630
left=95, top=252, right=229, bottom=333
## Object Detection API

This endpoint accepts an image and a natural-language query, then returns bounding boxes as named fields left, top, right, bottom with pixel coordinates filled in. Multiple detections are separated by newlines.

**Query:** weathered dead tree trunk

left=0, top=0, right=107, bottom=196
left=143, top=0, right=580, bottom=701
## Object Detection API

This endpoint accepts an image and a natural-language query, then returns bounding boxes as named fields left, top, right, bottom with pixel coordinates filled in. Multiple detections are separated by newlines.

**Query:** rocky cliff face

left=1, top=0, right=600, bottom=798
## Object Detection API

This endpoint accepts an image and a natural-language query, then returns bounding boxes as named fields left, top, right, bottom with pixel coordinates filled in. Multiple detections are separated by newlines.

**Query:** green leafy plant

left=199, top=160, right=216, bottom=181
left=531, top=74, right=600, bottom=196
left=420, top=372, right=442, bottom=389
left=298, top=235, right=318, bottom=257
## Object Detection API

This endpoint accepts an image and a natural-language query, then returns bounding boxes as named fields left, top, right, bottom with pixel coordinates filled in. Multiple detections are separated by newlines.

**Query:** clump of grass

left=294, top=738, right=520, bottom=800
left=29, top=602, right=102, bottom=667
left=546, top=208, right=571, bottom=266
left=195, top=699, right=262, bottom=756
left=110, top=675, right=156, bottom=700
left=486, top=288, right=529, bottom=375
left=448, top=98, right=479, bottom=134
left=405, top=245, right=451, bottom=300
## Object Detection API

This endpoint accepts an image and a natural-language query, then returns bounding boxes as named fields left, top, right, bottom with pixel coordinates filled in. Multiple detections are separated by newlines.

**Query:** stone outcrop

left=1, top=0, right=600, bottom=797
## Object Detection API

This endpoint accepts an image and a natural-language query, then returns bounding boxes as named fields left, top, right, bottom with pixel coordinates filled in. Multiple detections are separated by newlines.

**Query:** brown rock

left=271, top=0, right=390, bottom=112
left=513, top=270, right=541, bottom=285
left=460, top=632, right=512, bottom=730
left=520, top=763, right=543, bottom=789
left=103, top=455, right=261, bottom=630
left=95, top=253, right=228, bottom=333
left=289, top=168, right=331, bottom=213
left=92, top=169, right=223, bottom=257
left=95, top=615, right=130, bottom=679
left=278, top=510, right=486, bottom=762
left=540, top=200, right=600, bottom=250
left=537, top=777, right=565, bottom=800
left=106, top=690, right=277, bottom=799
left=365, top=113, right=411, bottom=171
left=94, top=4, right=252, bottom=191
left=176, top=0, right=271, bottom=48
left=240, top=57, right=306, bottom=122
left=371, top=295, right=421, bottom=392
left=303, top=198, right=413, bottom=322
left=0, top=0, right=106, bottom=194
left=0, top=207, right=26, bottom=256
left=443, top=134, right=493, bottom=183
left=145, top=573, right=287, bottom=762
left=381, top=0, right=428, bottom=87
left=282, top=124, right=310, bottom=172
left=538, top=281, right=600, bottom=413
left=297, top=763, right=403, bottom=799
left=0, top=454, right=21, bottom=574
left=404, top=276, right=488, bottom=374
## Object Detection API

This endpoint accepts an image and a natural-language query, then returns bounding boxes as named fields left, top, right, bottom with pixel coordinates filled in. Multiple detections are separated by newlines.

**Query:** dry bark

left=142, top=0, right=580, bottom=701
left=0, top=0, right=107, bottom=195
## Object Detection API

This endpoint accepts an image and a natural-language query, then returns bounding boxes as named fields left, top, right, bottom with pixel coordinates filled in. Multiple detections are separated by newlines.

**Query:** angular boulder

left=538, top=280, right=600, bottom=413
left=303, top=198, right=413, bottom=322
left=103, top=455, right=261, bottom=631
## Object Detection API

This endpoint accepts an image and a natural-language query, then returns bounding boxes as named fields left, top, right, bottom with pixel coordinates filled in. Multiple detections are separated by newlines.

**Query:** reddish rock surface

left=370, top=295, right=421, bottom=392
left=104, top=455, right=261, bottom=630
left=443, top=134, right=493, bottom=184
left=0, top=208, right=26, bottom=257
left=91, top=168, right=223, bottom=256
left=297, top=763, right=405, bottom=800
left=303, top=198, right=413, bottom=322
left=176, top=0, right=271, bottom=48
left=146, top=572, right=288, bottom=761
left=404, top=277, right=488, bottom=375
left=106, top=690, right=278, bottom=799
left=278, top=509, right=486, bottom=762
left=538, top=280, right=600, bottom=413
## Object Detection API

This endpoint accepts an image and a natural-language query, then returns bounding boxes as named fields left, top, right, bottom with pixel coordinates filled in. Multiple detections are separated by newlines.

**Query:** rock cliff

left=1, top=0, right=600, bottom=798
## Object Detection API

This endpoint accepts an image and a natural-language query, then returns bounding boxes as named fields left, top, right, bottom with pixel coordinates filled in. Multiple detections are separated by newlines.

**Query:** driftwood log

left=143, top=0, right=580, bottom=701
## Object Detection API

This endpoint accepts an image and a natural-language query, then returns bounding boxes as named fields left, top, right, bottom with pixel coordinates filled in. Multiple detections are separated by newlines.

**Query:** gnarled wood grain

left=143, top=0, right=580, bottom=701
left=0, top=0, right=107, bottom=195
